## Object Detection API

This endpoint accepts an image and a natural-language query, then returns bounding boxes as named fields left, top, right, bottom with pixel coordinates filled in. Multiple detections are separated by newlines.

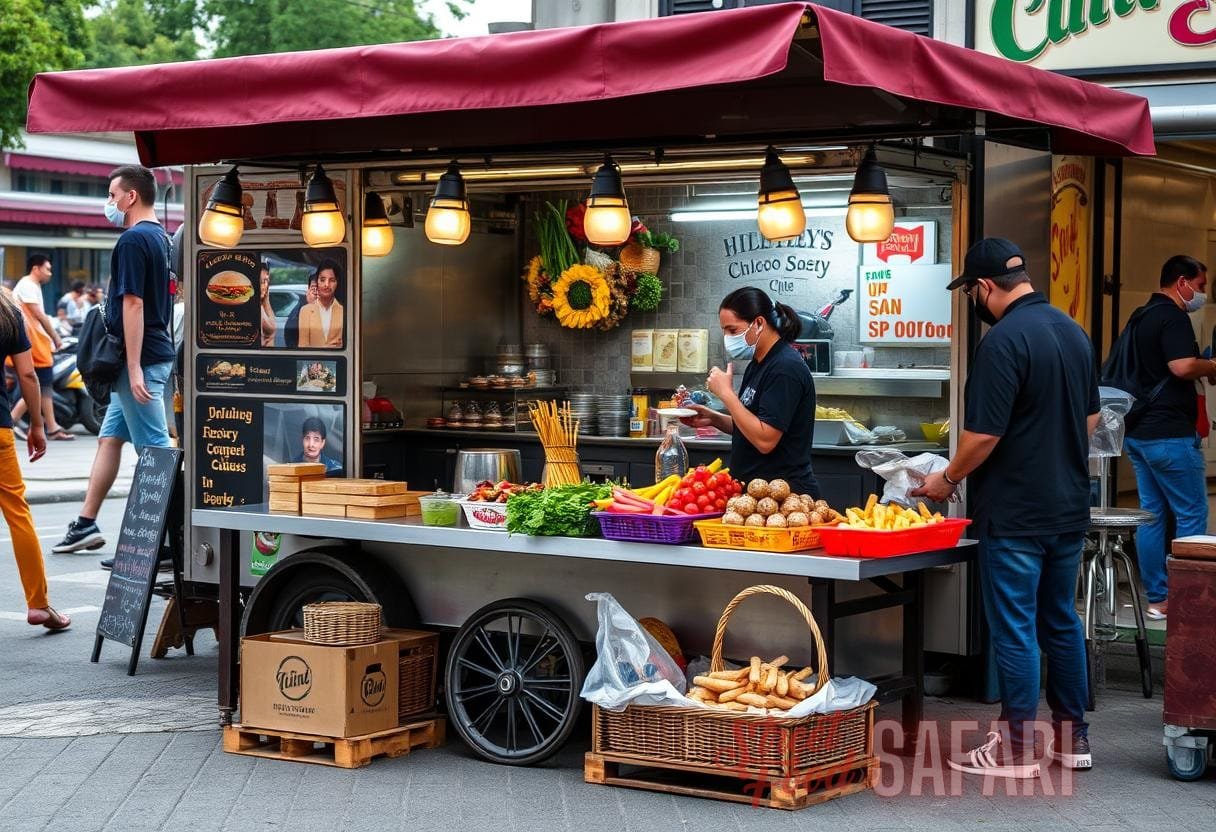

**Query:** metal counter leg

left=1112, top=537, right=1152, bottom=698
left=902, top=570, right=925, bottom=747
left=217, top=528, right=240, bottom=726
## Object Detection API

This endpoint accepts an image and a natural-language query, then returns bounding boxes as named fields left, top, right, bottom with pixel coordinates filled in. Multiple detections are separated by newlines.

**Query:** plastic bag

left=855, top=449, right=947, bottom=506
left=1090, top=387, right=1135, bottom=458
left=580, top=593, right=687, bottom=711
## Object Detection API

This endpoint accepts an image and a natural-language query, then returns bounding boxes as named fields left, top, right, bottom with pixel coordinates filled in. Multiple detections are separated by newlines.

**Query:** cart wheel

left=445, top=598, right=584, bottom=766
left=1166, top=744, right=1208, bottom=781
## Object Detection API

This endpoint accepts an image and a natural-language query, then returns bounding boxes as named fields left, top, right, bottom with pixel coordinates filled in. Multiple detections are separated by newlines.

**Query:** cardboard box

left=241, top=631, right=399, bottom=737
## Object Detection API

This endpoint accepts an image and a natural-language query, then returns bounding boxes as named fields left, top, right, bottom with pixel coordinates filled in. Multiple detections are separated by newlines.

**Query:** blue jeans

left=99, top=361, right=172, bottom=451
left=979, top=532, right=1089, bottom=751
left=1124, top=436, right=1208, bottom=603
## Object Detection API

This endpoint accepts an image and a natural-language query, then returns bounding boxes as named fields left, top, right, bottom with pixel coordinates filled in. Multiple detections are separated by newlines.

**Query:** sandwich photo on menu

left=206, top=271, right=255, bottom=305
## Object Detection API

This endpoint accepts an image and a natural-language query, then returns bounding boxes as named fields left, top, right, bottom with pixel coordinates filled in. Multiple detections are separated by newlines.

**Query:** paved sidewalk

left=15, top=431, right=137, bottom=505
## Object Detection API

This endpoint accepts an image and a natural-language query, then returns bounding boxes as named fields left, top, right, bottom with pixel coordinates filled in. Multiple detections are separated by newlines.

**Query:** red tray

left=815, top=518, right=971, bottom=558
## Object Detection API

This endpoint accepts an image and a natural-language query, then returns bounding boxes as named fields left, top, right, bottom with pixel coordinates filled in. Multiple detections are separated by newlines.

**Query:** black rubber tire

left=242, top=548, right=419, bottom=636
left=1166, top=744, right=1208, bottom=781
left=53, top=396, right=76, bottom=431
left=445, top=598, right=584, bottom=766
left=78, top=391, right=105, bottom=435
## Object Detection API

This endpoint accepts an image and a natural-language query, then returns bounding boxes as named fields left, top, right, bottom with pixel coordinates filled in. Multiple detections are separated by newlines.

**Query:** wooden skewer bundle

left=529, top=400, right=582, bottom=488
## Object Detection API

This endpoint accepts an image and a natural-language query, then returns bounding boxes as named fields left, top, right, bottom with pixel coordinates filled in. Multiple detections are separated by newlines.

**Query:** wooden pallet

left=223, top=717, right=444, bottom=769
left=584, top=751, right=877, bottom=810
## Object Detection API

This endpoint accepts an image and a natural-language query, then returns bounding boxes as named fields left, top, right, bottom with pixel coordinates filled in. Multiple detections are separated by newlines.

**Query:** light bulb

left=198, top=208, right=244, bottom=248
left=425, top=199, right=471, bottom=245
left=757, top=189, right=806, bottom=242
left=584, top=198, right=631, bottom=246
left=301, top=206, right=345, bottom=246
left=846, top=194, right=895, bottom=243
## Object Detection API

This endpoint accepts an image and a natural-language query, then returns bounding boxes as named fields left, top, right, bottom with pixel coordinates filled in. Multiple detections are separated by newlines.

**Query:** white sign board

left=700, top=215, right=860, bottom=300
left=859, top=264, right=954, bottom=345
left=861, top=220, right=938, bottom=265
left=972, top=0, right=1216, bottom=73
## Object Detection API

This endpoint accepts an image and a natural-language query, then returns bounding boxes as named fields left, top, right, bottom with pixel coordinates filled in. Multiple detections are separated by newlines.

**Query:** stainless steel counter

left=193, top=505, right=973, bottom=581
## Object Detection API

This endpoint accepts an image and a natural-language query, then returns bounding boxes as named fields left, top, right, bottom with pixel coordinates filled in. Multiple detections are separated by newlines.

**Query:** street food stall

left=28, top=1, right=1153, bottom=779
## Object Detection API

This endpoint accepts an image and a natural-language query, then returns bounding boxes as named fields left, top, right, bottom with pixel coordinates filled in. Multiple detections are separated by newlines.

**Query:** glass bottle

left=655, top=416, right=688, bottom=482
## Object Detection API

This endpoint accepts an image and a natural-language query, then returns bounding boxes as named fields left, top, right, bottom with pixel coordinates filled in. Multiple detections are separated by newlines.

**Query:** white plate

left=655, top=407, right=697, bottom=418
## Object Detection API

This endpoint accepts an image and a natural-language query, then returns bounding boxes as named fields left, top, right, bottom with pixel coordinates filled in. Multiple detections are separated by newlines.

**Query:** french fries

left=844, top=495, right=946, bottom=529
left=689, top=656, right=817, bottom=715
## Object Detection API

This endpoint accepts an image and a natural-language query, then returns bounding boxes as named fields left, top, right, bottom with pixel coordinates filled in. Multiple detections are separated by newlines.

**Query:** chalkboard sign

left=93, top=446, right=184, bottom=675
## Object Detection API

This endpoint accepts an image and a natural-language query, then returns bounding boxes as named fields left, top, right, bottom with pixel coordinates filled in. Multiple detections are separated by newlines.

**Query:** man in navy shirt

left=914, top=238, right=1100, bottom=778
left=54, top=165, right=174, bottom=555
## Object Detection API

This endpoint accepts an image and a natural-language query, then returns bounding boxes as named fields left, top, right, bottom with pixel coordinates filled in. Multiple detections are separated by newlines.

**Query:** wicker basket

left=396, top=633, right=439, bottom=720
left=591, top=585, right=875, bottom=780
left=619, top=243, right=661, bottom=276
left=303, top=601, right=382, bottom=646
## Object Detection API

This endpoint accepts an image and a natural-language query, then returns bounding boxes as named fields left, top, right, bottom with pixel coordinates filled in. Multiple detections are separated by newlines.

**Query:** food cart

left=28, top=2, right=1154, bottom=768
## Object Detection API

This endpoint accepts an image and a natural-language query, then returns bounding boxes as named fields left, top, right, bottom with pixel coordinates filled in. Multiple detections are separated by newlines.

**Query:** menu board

left=196, top=396, right=346, bottom=508
left=859, top=264, right=953, bottom=345
left=197, top=355, right=346, bottom=396
left=196, top=247, right=347, bottom=350
left=93, top=446, right=183, bottom=675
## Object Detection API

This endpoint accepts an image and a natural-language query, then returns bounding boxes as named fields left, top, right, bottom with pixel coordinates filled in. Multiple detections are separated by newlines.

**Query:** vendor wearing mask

left=685, top=287, right=819, bottom=497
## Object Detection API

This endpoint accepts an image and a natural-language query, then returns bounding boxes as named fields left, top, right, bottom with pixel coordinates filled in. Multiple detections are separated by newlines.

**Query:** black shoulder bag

left=1100, top=305, right=1170, bottom=431
left=77, top=302, right=125, bottom=406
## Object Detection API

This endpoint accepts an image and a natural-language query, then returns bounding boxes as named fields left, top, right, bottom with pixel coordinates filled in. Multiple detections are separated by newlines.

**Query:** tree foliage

left=84, top=0, right=203, bottom=68
left=0, top=0, right=86, bottom=149
left=205, top=0, right=455, bottom=58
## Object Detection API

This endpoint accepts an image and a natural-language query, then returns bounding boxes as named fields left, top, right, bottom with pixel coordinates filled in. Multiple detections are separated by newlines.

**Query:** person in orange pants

left=0, top=288, right=69, bottom=630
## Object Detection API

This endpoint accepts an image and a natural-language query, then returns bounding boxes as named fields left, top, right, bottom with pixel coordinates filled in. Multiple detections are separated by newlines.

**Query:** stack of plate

left=531, top=369, right=556, bottom=387
left=596, top=393, right=632, bottom=437
left=567, top=392, right=598, bottom=436
left=497, top=343, right=526, bottom=376
left=525, top=343, right=551, bottom=370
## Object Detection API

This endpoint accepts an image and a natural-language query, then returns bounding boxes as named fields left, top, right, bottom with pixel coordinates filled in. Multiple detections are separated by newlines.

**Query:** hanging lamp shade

left=756, top=146, right=806, bottom=242
left=424, top=163, right=471, bottom=245
left=301, top=164, right=346, bottom=246
left=584, top=157, right=631, bottom=246
left=362, top=191, right=394, bottom=257
left=845, top=147, right=895, bottom=243
left=198, top=167, right=244, bottom=248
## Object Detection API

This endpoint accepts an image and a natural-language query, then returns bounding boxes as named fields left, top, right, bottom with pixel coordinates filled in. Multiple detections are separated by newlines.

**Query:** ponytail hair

left=719, top=287, right=802, bottom=343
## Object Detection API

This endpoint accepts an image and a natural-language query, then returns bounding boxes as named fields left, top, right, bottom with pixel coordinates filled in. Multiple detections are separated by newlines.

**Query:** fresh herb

left=633, top=229, right=680, bottom=254
left=630, top=272, right=663, bottom=312
left=536, top=200, right=580, bottom=277
left=506, top=482, right=613, bottom=537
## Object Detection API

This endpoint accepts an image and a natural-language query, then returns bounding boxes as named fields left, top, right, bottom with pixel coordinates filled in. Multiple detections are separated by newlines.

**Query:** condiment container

left=419, top=493, right=461, bottom=527
left=631, top=330, right=654, bottom=371
left=653, top=329, right=679, bottom=372
left=630, top=389, right=649, bottom=438
left=677, top=329, right=708, bottom=373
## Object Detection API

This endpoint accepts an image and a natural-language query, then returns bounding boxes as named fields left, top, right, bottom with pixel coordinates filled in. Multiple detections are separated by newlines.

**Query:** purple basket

left=593, top=510, right=722, bottom=544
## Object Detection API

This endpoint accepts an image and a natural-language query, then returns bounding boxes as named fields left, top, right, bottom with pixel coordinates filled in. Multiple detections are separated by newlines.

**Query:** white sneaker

left=948, top=731, right=1041, bottom=779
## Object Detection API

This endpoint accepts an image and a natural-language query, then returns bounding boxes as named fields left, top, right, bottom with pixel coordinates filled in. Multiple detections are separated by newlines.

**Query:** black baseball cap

left=946, top=238, right=1027, bottom=290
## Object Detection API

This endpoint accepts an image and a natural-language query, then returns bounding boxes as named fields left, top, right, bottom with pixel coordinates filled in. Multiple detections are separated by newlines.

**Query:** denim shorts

left=99, top=361, right=173, bottom=450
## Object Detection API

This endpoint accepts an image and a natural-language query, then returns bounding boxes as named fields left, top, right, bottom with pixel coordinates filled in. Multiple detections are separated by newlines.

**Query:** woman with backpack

left=0, top=287, right=70, bottom=630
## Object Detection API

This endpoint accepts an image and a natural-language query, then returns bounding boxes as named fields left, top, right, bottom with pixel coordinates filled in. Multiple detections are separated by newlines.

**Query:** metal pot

left=453, top=448, right=522, bottom=493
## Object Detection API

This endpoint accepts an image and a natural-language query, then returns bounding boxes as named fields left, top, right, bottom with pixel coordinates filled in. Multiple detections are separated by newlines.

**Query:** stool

left=1084, top=506, right=1155, bottom=706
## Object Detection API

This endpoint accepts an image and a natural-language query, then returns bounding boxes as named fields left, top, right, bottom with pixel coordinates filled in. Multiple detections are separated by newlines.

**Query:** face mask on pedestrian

left=1180, top=279, right=1207, bottom=313
left=104, top=188, right=132, bottom=228
left=969, top=280, right=999, bottom=327
left=724, top=321, right=759, bottom=360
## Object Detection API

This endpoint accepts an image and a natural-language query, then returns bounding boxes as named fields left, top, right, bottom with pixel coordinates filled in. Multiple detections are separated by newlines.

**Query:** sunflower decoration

left=552, top=264, right=611, bottom=329
left=521, top=255, right=551, bottom=311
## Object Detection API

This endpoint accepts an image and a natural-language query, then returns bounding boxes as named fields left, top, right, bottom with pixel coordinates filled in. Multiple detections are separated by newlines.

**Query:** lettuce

left=505, top=482, right=613, bottom=537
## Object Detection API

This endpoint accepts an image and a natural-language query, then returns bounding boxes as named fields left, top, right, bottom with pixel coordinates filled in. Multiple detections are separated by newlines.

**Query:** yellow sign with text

left=1050, top=156, right=1092, bottom=330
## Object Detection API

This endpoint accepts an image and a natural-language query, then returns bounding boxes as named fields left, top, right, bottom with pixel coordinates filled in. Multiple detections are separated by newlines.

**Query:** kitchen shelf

left=815, top=370, right=949, bottom=399
left=829, top=368, right=950, bottom=380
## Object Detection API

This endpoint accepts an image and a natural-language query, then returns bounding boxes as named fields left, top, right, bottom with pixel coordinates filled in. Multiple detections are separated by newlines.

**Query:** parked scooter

left=50, top=337, right=106, bottom=435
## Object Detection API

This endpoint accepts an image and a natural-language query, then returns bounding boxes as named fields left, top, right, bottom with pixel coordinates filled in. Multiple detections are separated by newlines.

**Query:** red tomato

left=731, top=481, right=743, bottom=495
left=691, top=481, right=707, bottom=496
left=696, top=494, right=711, bottom=509
left=675, top=487, right=693, bottom=503
left=705, top=489, right=718, bottom=501
left=693, top=466, right=710, bottom=483
left=714, top=497, right=727, bottom=510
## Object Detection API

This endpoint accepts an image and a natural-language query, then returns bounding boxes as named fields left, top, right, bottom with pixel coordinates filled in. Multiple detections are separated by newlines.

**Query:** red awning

left=3, top=152, right=117, bottom=178
left=26, top=3, right=1154, bottom=166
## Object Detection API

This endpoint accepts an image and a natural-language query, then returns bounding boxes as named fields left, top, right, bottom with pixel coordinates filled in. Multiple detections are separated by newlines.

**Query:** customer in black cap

left=912, top=237, right=1100, bottom=778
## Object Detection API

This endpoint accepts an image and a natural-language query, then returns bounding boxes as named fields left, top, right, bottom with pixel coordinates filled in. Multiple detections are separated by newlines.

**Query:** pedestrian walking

left=913, top=238, right=1099, bottom=778
left=10, top=255, right=74, bottom=442
left=54, top=165, right=174, bottom=554
left=1118, top=255, right=1215, bottom=621
left=0, top=288, right=70, bottom=630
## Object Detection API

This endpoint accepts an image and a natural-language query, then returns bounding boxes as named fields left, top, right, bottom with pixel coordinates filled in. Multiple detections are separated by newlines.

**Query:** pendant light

left=301, top=164, right=346, bottom=246
left=583, top=156, right=631, bottom=246
left=361, top=191, right=394, bottom=257
left=845, top=147, right=895, bottom=243
left=756, top=147, right=806, bottom=242
left=424, top=162, right=471, bottom=246
left=198, top=167, right=244, bottom=248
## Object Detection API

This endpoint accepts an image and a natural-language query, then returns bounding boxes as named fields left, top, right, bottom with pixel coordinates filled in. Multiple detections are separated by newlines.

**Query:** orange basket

left=693, top=519, right=839, bottom=553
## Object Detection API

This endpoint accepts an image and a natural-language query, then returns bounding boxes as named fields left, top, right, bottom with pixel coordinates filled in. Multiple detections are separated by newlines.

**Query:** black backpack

left=1100, top=305, right=1169, bottom=430
left=76, top=303, right=124, bottom=405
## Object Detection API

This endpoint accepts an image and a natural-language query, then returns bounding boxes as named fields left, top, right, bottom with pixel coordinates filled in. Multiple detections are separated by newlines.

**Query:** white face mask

left=104, top=199, right=125, bottom=228
left=723, top=322, right=758, bottom=360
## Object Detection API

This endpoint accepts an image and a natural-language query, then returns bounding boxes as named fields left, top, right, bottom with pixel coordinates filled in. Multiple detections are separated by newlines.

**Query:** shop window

left=659, top=0, right=933, bottom=35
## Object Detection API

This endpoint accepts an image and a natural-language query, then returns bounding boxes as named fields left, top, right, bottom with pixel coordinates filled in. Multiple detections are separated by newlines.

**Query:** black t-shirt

left=1, top=312, right=32, bottom=430
left=730, top=340, right=819, bottom=497
left=964, top=293, right=1099, bottom=536
left=106, top=221, right=175, bottom=367
left=1126, top=293, right=1198, bottom=440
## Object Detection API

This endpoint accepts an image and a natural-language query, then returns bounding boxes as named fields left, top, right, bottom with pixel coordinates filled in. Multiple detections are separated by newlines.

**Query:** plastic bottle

left=655, top=415, right=689, bottom=482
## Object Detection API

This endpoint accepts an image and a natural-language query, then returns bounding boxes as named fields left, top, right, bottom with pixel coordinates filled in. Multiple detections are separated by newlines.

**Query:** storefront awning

left=26, top=3, right=1155, bottom=166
